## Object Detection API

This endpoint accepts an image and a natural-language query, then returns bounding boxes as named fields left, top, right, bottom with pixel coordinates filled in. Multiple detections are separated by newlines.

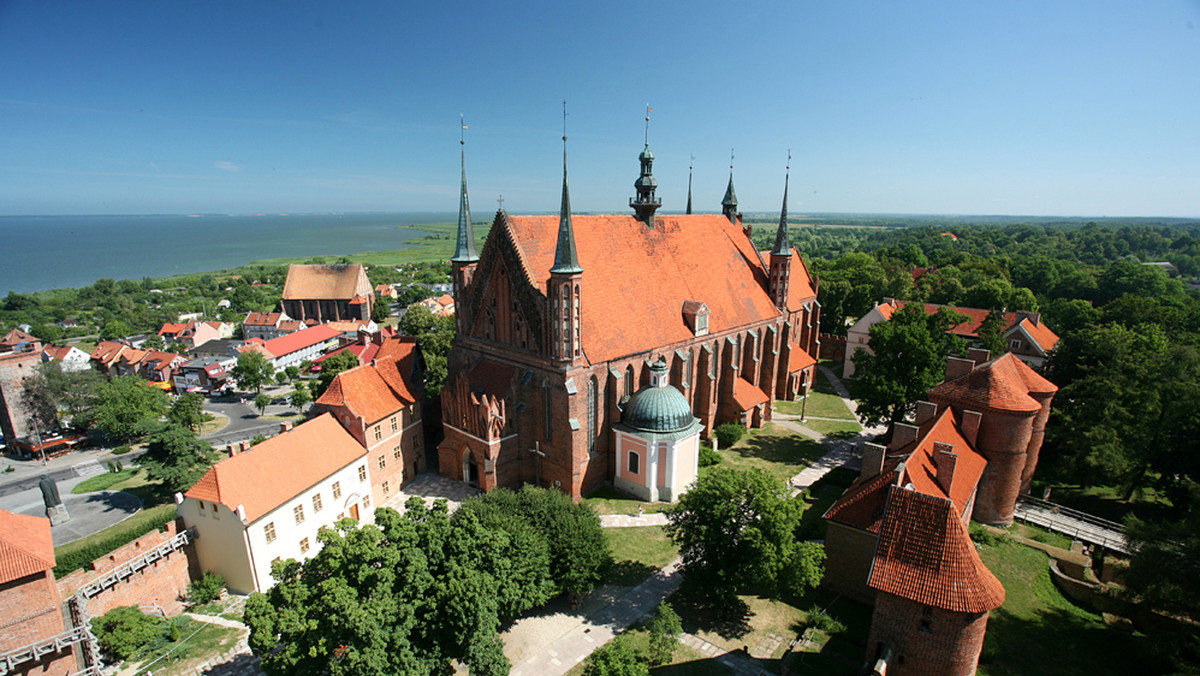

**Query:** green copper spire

left=772, top=152, right=791, bottom=257
left=721, top=149, right=738, bottom=222
left=551, top=106, right=582, bottom=274
left=451, top=116, right=478, bottom=263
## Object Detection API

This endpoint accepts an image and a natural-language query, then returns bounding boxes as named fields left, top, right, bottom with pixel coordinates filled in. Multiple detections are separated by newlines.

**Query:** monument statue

left=39, top=474, right=69, bottom=526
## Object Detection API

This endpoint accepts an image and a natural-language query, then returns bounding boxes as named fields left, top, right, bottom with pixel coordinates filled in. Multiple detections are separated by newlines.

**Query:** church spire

left=451, top=115, right=479, bottom=263
left=551, top=104, right=582, bottom=274
left=722, top=149, right=738, bottom=223
left=772, top=151, right=791, bottom=256
left=686, top=155, right=693, bottom=215
left=630, top=105, right=662, bottom=224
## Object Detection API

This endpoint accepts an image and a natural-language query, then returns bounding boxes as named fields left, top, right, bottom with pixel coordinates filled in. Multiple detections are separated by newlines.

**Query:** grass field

left=244, top=220, right=490, bottom=268
left=566, top=626, right=733, bottom=676
left=712, top=423, right=827, bottom=485
left=802, top=418, right=862, bottom=438
left=126, top=616, right=242, bottom=676
left=583, top=485, right=669, bottom=516
left=603, top=525, right=679, bottom=587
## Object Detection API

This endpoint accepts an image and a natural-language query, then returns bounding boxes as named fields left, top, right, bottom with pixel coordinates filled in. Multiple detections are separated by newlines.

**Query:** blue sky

left=1, top=1, right=1197, bottom=217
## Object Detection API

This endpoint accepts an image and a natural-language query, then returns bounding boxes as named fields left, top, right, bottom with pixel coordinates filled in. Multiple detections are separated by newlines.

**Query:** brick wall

left=866, top=593, right=989, bottom=676
left=0, top=570, right=74, bottom=675
left=822, top=521, right=879, bottom=605
left=57, top=521, right=194, bottom=618
left=819, top=333, right=847, bottom=363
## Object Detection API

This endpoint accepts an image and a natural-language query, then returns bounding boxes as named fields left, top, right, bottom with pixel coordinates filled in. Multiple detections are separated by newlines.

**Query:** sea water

left=0, top=212, right=454, bottom=293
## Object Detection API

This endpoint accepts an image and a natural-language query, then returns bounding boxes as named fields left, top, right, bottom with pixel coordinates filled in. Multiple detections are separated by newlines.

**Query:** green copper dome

left=622, top=362, right=698, bottom=434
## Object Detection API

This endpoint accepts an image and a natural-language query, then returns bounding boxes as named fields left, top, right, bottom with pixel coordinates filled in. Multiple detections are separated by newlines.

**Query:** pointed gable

left=502, top=212, right=812, bottom=363
left=315, top=363, right=410, bottom=424
left=868, top=487, right=1005, bottom=613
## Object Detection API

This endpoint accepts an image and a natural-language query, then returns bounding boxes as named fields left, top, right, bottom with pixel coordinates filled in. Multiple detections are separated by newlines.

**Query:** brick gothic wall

left=867, top=593, right=989, bottom=676
left=0, top=571, right=75, bottom=675
left=821, top=521, right=879, bottom=605
left=58, top=521, right=194, bottom=618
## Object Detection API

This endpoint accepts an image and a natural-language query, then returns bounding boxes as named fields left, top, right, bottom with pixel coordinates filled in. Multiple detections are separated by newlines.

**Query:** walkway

left=1013, top=496, right=1129, bottom=553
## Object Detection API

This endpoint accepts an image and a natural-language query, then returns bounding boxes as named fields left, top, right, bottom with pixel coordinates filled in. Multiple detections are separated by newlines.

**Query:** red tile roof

left=90, top=341, right=128, bottom=364
left=185, top=413, right=365, bottom=523
left=282, top=264, right=370, bottom=301
left=243, top=312, right=282, bottom=327
left=868, top=487, right=1005, bottom=613
left=42, top=345, right=79, bottom=361
left=1, top=329, right=38, bottom=347
left=316, top=362, right=412, bottom=424
left=732, top=377, right=769, bottom=410
left=788, top=347, right=816, bottom=374
left=928, top=352, right=1057, bottom=414
left=0, top=510, right=55, bottom=584
left=503, top=213, right=817, bottom=363
left=159, top=322, right=187, bottom=336
left=374, top=337, right=421, bottom=400
left=1013, top=317, right=1060, bottom=354
left=260, top=324, right=340, bottom=358
left=824, top=408, right=987, bottom=532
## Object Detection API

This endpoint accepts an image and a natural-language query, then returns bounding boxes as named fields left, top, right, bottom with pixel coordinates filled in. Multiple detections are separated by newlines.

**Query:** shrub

left=645, top=601, right=682, bottom=666
left=188, top=571, right=226, bottom=606
left=107, top=460, right=117, bottom=473
left=969, top=522, right=1008, bottom=547
left=714, top=423, right=745, bottom=449
left=698, top=444, right=722, bottom=467
left=92, top=606, right=164, bottom=661
left=582, top=634, right=647, bottom=676
left=115, top=460, right=123, bottom=472
left=806, top=605, right=846, bottom=634
left=113, top=445, right=132, bottom=455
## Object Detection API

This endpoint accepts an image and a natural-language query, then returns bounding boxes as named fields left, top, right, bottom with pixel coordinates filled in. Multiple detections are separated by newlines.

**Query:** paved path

left=599, top=512, right=668, bottom=528
left=1013, top=498, right=1129, bottom=553
left=510, top=560, right=685, bottom=676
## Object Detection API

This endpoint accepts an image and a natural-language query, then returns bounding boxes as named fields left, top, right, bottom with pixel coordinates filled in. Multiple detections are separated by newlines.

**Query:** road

left=202, top=386, right=304, bottom=447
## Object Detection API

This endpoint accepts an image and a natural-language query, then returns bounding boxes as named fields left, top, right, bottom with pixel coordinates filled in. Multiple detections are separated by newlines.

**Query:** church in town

left=437, top=131, right=822, bottom=500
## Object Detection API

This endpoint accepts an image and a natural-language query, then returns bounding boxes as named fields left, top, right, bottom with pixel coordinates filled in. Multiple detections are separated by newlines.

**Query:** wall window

left=378, top=455, right=387, bottom=470
left=293, top=504, right=305, bottom=524
left=363, top=495, right=371, bottom=510
left=412, top=436, right=420, bottom=450
left=625, top=365, right=635, bottom=398
left=198, top=501, right=206, bottom=515
left=1009, top=339, right=1022, bottom=350
left=374, top=426, right=382, bottom=441
left=628, top=451, right=640, bottom=475
left=332, top=481, right=342, bottom=499
left=358, top=465, right=367, bottom=482
left=394, top=445, right=402, bottom=460
left=390, top=416, right=398, bottom=433
left=382, top=481, right=390, bottom=496
left=312, top=493, right=323, bottom=512
left=264, top=522, right=276, bottom=543
left=588, top=377, right=597, bottom=456
left=299, top=537, right=310, bottom=554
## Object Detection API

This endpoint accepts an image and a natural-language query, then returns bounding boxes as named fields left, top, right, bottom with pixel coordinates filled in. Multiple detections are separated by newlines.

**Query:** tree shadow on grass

left=672, top=586, right=752, bottom=642
left=730, top=432, right=826, bottom=468
left=605, top=560, right=660, bottom=587
left=651, top=658, right=735, bottom=675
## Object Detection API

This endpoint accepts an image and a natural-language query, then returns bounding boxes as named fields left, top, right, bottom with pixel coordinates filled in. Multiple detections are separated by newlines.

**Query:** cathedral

left=437, top=133, right=822, bottom=500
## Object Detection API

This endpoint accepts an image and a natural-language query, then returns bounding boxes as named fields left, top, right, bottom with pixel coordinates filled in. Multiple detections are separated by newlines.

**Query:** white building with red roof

left=843, top=299, right=1060, bottom=378
left=179, top=413, right=372, bottom=593
left=40, top=344, right=90, bottom=372
left=237, top=324, right=341, bottom=372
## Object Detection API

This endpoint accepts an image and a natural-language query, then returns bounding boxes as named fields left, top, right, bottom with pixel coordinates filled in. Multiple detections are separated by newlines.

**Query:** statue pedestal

left=46, top=504, right=70, bottom=526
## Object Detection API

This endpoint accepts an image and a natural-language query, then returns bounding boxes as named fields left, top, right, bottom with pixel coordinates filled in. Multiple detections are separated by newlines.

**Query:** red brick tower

left=927, top=351, right=1057, bottom=526
left=866, top=487, right=1005, bottom=676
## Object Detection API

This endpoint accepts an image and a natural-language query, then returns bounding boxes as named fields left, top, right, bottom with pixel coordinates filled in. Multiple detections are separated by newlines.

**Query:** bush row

left=54, top=507, right=179, bottom=579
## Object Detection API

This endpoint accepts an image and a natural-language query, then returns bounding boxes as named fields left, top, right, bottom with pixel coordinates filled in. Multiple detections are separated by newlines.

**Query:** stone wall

left=867, top=593, right=989, bottom=676
left=818, top=333, right=846, bottom=363
left=58, top=521, right=195, bottom=618
left=822, top=521, right=878, bottom=605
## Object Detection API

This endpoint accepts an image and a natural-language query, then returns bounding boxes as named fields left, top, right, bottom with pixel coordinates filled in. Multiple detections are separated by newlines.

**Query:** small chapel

left=438, top=125, right=822, bottom=500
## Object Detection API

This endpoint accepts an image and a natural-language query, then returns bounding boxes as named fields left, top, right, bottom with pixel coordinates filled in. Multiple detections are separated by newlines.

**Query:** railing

left=76, top=528, right=193, bottom=600
left=0, top=625, right=90, bottom=675
left=1013, top=496, right=1130, bottom=554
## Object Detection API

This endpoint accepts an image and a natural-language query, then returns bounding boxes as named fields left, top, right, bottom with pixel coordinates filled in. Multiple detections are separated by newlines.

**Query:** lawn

left=71, top=468, right=139, bottom=493
left=566, top=626, right=733, bottom=676
left=802, top=418, right=862, bottom=438
left=126, top=616, right=242, bottom=675
left=603, top=525, right=680, bottom=587
left=774, top=368, right=857, bottom=421
left=583, top=485, right=669, bottom=516
left=799, top=467, right=858, bottom=539
left=200, top=413, right=228, bottom=435
left=712, top=423, right=826, bottom=485
left=1036, top=482, right=1175, bottom=525
left=976, top=539, right=1164, bottom=676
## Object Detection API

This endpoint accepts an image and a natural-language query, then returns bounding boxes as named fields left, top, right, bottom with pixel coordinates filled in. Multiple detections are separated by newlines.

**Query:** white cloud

left=214, top=161, right=242, bottom=172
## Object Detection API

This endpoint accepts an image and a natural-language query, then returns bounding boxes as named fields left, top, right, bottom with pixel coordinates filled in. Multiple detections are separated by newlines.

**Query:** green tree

left=582, top=634, right=648, bottom=676
left=284, top=365, right=300, bottom=382
left=26, top=361, right=102, bottom=429
left=274, top=371, right=288, bottom=386
left=400, top=303, right=455, bottom=397
left=314, top=350, right=360, bottom=399
left=100, top=318, right=132, bottom=341
left=254, top=392, right=272, bottom=416
left=91, top=606, right=165, bottom=661
left=289, top=381, right=312, bottom=412
left=90, top=376, right=170, bottom=442
left=167, top=392, right=206, bottom=433
left=645, top=601, right=682, bottom=666
left=142, top=334, right=165, bottom=351
left=232, top=350, right=275, bottom=394
left=976, top=309, right=1006, bottom=357
left=852, top=304, right=967, bottom=430
left=665, top=466, right=824, bottom=604
left=1124, top=484, right=1200, bottom=622
left=372, top=296, right=391, bottom=323
left=139, top=424, right=220, bottom=493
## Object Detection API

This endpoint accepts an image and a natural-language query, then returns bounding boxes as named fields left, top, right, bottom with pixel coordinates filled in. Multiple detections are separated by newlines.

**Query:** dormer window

left=682, top=301, right=710, bottom=337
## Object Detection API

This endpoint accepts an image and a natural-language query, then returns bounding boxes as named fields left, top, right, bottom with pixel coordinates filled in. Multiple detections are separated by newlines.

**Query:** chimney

left=890, top=423, right=919, bottom=450
left=241, top=440, right=252, bottom=453
left=1017, top=310, right=1040, bottom=327
left=861, top=442, right=887, bottom=480
left=967, top=348, right=991, bottom=366
left=280, top=421, right=293, bottom=433
left=945, top=356, right=975, bottom=381
left=174, top=492, right=184, bottom=505
left=933, top=442, right=958, bottom=492
left=227, top=444, right=237, bottom=456
left=961, top=410, right=982, bottom=447
left=914, top=401, right=938, bottom=426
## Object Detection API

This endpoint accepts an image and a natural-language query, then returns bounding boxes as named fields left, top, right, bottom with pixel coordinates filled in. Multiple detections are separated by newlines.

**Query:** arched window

left=625, top=364, right=635, bottom=398
left=588, top=377, right=598, bottom=456
left=543, top=380, right=553, bottom=442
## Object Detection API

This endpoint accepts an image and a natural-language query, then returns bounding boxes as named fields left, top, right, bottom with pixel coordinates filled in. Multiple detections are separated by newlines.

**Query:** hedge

left=53, top=505, right=179, bottom=579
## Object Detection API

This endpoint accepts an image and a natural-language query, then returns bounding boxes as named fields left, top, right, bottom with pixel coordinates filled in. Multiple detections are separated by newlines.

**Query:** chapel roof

left=928, top=352, right=1057, bottom=414
left=500, top=212, right=817, bottom=364
left=185, top=413, right=365, bottom=523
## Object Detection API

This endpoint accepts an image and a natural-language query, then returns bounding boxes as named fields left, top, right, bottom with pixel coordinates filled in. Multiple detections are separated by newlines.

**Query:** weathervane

left=562, top=100, right=568, bottom=145
left=644, top=104, right=653, bottom=146
left=730, top=148, right=735, bottom=171
left=460, top=114, right=467, bottom=146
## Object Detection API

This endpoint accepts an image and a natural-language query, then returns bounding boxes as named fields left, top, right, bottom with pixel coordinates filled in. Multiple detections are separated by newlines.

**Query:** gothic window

left=625, top=365, right=635, bottom=398
left=588, top=377, right=598, bottom=456
left=543, top=380, right=553, bottom=442
left=710, top=342, right=718, bottom=377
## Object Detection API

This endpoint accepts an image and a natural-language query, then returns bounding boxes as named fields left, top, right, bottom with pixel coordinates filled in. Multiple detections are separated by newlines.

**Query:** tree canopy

left=665, top=466, right=823, bottom=604
left=138, top=424, right=220, bottom=493
left=89, top=375, right=170, bottom=442
left=232, top=350, right=275, bottom=394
